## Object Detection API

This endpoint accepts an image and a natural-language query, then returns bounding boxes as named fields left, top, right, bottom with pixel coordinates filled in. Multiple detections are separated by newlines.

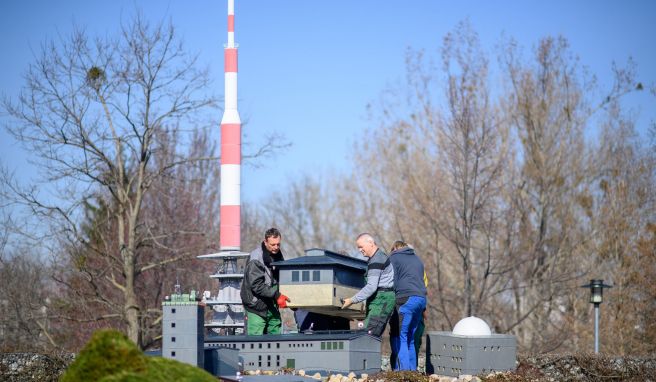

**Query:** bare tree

left=258, top=174, right=355, bottom=257
left=0, top=196, right=56, bottom=351
left=499, top=36, right=642, bottom=352
left=588, top=102, right=656, bottom=355
left=1, top=15, right=285, bottom=349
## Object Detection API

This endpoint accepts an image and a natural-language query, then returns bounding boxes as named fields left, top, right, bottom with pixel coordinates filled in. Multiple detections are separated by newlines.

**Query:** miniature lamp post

left=581, top=279, right=612, bottom=353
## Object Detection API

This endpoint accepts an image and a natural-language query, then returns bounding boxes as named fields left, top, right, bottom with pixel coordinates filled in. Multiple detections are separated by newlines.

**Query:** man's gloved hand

left=277, top=294, right=291, bottom=308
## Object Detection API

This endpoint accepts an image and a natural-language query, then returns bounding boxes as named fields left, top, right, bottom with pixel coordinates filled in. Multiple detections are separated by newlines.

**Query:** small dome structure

left=452, top=316, right=492, bottom=336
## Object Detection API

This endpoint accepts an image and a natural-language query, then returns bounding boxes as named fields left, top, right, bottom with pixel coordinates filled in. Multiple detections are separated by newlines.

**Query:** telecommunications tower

left=198, top=0, right=248, bottom=334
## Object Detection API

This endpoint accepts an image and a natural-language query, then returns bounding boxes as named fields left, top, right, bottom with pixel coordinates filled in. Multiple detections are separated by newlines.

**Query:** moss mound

left=61, top=329, right=215, bottom=382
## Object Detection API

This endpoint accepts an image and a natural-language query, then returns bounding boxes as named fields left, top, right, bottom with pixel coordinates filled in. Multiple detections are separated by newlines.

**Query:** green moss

left=143, top=357, right=217, bottom=382
left=61, top=329, right=215, bottom=382
left=61, top=330, right=147, bottom=382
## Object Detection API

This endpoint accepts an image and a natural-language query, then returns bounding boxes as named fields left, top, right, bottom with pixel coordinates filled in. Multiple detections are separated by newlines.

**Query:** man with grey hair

left=341, top=233, right=395, bottom=337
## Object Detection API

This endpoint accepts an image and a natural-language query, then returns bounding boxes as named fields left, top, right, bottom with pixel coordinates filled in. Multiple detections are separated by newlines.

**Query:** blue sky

left=1, top=1, right=654, bottom=203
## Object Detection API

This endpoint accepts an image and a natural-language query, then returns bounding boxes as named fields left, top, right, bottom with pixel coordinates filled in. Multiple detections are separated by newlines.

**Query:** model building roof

left=272, top=248, right=366, bottom=271
left=206, top=330, right=377, bottom=343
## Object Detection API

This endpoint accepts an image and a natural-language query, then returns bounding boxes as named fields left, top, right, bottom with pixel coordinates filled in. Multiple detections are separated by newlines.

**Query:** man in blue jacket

left=389, top=240, right=427, bottom=370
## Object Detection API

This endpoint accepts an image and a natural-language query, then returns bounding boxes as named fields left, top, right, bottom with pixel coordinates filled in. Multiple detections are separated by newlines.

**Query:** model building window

left=171, top=337, right=176, bottom=342
left=302, top=271, right=310, bottom=282
left=292, top=271, right=299, bottom=282
left=171, top=308, right=176, bottom=314
left=171, top=322, right=176, bottom=328
left=313, top=270, right=320, bottom=281
left=327, top=342, right=332, bottom=350
left=171, top=351, right=176, bottom=357
left=339, top=342, right=344, bottom=349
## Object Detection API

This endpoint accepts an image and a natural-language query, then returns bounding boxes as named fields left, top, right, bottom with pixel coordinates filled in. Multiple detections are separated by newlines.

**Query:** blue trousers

left=393, top=296, right=426, bottom=370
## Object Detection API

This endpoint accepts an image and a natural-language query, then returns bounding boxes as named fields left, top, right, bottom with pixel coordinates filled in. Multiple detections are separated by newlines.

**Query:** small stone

left=263, top=370, right=274, bottom=375
left=348, top=372, right=356, bottom=379
left=313, top=373, right=322, bottom=380
left=299, top=370, right=306, bottom=376
left=458, top=375, right=473, bottom=382
left=428, top=374, right=440, bottom=381
left=360, top=373, right=368, bottom=381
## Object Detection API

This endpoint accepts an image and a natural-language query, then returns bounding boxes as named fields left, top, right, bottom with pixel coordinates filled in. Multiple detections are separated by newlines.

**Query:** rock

left=312, top=372, right=323, bottom=380
left=298, top=369, right=306, bottom=376
left=458, top=375, right=473, bottom=382
left=262, top=370, right=274, bottom=375
left=0, top=353, right=73, bottom=382
left=360, top=373, right=368, bottom=381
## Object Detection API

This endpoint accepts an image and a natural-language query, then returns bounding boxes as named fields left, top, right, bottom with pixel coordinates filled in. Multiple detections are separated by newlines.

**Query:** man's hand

left=341, top=297, right=353, bottom=309
left=277, top=294, right=291, bottom=308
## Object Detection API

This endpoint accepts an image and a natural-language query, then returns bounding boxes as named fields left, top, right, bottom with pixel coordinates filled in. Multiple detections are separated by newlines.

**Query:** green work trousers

left=246, top=309, right=281, bottom=335
left=364, top=290, right=396, bottom=337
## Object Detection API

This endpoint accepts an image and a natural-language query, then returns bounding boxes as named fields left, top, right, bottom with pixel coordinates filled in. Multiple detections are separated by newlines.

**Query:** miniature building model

left=162, top=290, right=205, bottom=368
left=206, top=331, right=382, bottom=375
left=425, top=331, right=516, bottom=377
left=274, top=249, right=368, bottom=320
left=198, top=251, right=248, bottom=333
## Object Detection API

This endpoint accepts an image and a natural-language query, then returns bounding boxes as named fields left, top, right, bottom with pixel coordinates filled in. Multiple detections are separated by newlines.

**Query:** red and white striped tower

left=220, top=0, right=241, bottom=251
left=198, top=0, right=246, bottom=334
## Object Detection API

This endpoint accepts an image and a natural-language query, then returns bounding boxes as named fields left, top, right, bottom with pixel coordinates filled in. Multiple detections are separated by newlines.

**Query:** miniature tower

left=162, top=287, right=205, bottom=367
left=198, top=0, right=248, bottom=334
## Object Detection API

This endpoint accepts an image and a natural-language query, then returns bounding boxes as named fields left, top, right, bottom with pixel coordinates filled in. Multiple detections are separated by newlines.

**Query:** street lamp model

left=581, top=279, right=612, bottom=353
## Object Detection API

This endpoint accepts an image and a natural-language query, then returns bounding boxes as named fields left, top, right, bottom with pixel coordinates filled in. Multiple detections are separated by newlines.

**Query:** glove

left=277, top=294, right=290, bottom=308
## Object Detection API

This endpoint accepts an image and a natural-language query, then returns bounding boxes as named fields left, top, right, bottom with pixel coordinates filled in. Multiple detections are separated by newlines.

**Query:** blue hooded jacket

left=389, top=246, right=427, bottom=301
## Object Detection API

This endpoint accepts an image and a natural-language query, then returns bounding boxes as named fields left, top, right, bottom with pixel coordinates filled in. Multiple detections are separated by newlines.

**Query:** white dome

left=452, top=316, right=492, bottom=336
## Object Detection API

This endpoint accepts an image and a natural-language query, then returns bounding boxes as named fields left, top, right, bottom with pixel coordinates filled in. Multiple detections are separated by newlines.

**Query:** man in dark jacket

left=240, top=228, right=291, bottom=335
left=388, top=241, right=427, bottom=370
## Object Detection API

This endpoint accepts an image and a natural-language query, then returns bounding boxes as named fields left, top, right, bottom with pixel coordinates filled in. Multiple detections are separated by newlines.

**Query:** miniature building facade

left=204, top=346, right=240, bottom=376
left=206, top=331, right=381, bottom=375
left=162, top=292, right=205, bottom=368
left=425, top=331, right=516, bottom=377
left=274, top=249, right=367, bottom=319
left=197, top=251, right=249, bottom=334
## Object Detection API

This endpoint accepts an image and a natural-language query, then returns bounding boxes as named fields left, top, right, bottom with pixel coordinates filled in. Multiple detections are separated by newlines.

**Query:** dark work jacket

left=389, top=246, right=427, bottom=302
left=240, top=243, right=284, bottom=318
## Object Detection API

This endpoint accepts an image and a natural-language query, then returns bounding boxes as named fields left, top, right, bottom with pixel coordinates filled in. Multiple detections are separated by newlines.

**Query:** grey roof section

left=272, top=248, right=366, bottom=271
left=206, top=330, right=375, bottom=344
